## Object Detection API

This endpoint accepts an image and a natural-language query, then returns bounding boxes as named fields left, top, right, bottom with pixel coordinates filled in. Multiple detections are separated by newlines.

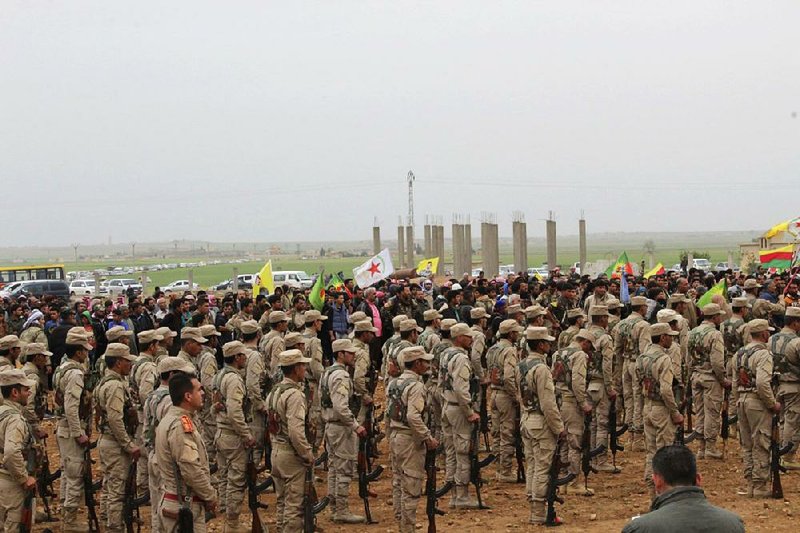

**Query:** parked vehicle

left=69, top=279, right=107, bottom=296
left=9, top=280, right=70, bottom=299
left=163, top=280, right=200, bottom=293
left=692, top=258, right=712, bottom=271
left=106, top=278, right=143, bottom=296
left=272, top=271, right=312, bottom=290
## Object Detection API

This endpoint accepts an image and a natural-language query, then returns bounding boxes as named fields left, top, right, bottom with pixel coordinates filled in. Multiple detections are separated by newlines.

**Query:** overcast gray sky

left=2, top=1, right=799, bottom=247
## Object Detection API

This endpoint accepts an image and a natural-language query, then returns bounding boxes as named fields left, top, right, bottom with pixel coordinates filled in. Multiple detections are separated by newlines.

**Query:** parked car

left=69, top=279, right=107, bottom=296
left=211, top=279, right=234, bottom=291
left=10, top=280, right=70, bottom=300
left=106, top=278, right=143, bottom=296
left=692, top=258, right=712, bottom=271
left=163, top=280, right=200, bottom=293
left=272, top=271, right=313, bottom=290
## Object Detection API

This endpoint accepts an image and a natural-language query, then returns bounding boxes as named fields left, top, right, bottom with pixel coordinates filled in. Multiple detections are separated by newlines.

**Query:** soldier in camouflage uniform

left=302, top=310, right=328, bottom=456
left=557, top=308, right=586, bottom=349
left=418, top=309, right=443, bottom=352
left=260, top=310, right=288, bottom=374
left=772, top=307, right=800, bottom=469
left=381, top=315, right=407, bottom=382
left=722, top=298, right=750, bottom=370
left=586, top=306, right=619, bottom=472
left=487, top=319, right=523, bottom=481
left=614, top=296, right=652, bottom=450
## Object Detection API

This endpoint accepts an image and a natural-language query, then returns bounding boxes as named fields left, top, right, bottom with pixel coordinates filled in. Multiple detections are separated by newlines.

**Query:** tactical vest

left=266, top=382, right=299, bottom=437
left=551, top=347, right=579, bottom=390
left=53, top=361, right=86, bottom=418
left=735, top=344, right=761, bottom=391
left=486, top=342, right=507, bottom=386
left=95, top=374, right=137, bottom=436
left=0, top=407, right=33, bottom=471
left=144, top=387, right=171, bottom=449
left=320, top=364, right=346, bottom=409
left=23, top=366, right=46, bottom=420
left=721, top=318, right=745, bottom=356
left=129, top=356, right=153, bottom=406
left=431, top=341, right=452, bottom=382
left=588, top=327, right=606, bottom=378
left=439, top=347, right=462, bottom=392
left=771, top=332, right=800, bottom=377
left=518, top=358, right=544, bottom=412
left=618, top=316, right=644, bottom=359
left=212, top=366, right=252, bottom=423
left=638, top=351, right=663, bottom=401
left=688, top=325, right=715, bottom=367
left=386, top=377, right=416, bottom=424
left=417, top=329, right=436, bottom=350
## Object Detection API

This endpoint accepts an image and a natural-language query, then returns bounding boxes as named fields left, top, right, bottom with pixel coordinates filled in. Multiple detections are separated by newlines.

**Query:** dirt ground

left=36, top=393, right=798, bottom=533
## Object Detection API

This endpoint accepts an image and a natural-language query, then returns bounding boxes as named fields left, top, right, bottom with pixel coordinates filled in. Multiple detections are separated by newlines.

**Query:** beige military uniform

left=196, top=347, right=219, bottom=463
left=587, top=324, right=614, bottom=466
left=470, top=326, right=487, bottom=380
left=143, top=384, right=172, bottom=533
left=418, top=327, right=441, bottom=353
left=614, top=311, right=651, bottom=433
left=302, top=328, right=325, bottom=452
left=131, top=353, right=157, bottom=495
left=552, top=341, right=589, bottom=478
left=557, top=325, right=580, bottom=350
left=156, top=406, right=217, bottom=533
left=751, top=297, right=785, bottom=321
left=213, top=365, right=253, bottom=519
left=244, top=346, right=267, bottom=465
left=259, top=330, right=285, bottom=374
left=583, top=293, right=609, bottom=315
left=177, top=349, right=199, bottom=374
left=441, top=345, right=477, bottom=500
left=689, top=320, right=726, bottom=453
left=388, top=369, right=432, bottom=532
left=54, top=359, right=89, bottom=515
left=267, top=377, right=314, bottom=532
left=352, top=337, right=372, bottom=423
left=771, top=327, right=800, bottom=450
left=0, top=401, right=32, bottom=532
left=19, top=326, right=47, bottom=347
left=487, top=338, right=520, bottom=477
left=21, top=361, right=45, bottom=432
left=96, top=369, right=138, bottom=533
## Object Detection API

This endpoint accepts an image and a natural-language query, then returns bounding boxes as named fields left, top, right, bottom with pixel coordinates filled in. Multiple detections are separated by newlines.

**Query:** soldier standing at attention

left=260, top=310, right=289, bottom=374
left=469, top=307, right=489, bottom=382
left=387, top=346, right=438, bottom=532
left=95, top=343, right=142, bottom=533
left=418, top=309, right=442, bottom=352
left=732, top=319, right=780, bottom=498
left=320, top=339, right=367, bottom=524
left=773, top=308, right=800, bottom=469
left=615, top=296, right=651, bottom=451
left=154, top=327, right=177, bottom=365
left=266, top=349, right=314, bottom=532
left=586, top=306, right=619, bottom=473
left=381, top=315, right=407, bottom=381
left=240, top=319, right=267, bottom=466
left=176, top=326, right=208, bottom=373
left=0, top=369, right=37, bottom=532
left=557, top=309, right=586, bottom=349
left=302, top=310, right=327, bottom=456
left=155, top=372, right=217, bottom=532
left=487, top=319, right=523, bottom=482
left=352, top=320, right=378, bottom=424
left=517, top=327, right=566, bottom=525
left=214, top=341, right=256, bottom=531
left=688, top=303, right=728, bottom=459
left=131, top=329, right=162, bottom=495
left=20, top=343, right=49, bottom=435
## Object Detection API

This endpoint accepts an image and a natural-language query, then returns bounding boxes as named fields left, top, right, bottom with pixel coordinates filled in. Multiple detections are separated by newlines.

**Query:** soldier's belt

left=163, top=493, right=204, bottom=503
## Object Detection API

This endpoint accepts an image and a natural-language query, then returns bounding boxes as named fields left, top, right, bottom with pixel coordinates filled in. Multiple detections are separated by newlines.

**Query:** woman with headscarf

left=19, top=308, right=48, bottom=347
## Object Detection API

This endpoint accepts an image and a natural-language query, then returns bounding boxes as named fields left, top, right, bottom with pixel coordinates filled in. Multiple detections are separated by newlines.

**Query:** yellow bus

left=0, top=264, right=65, bottom=287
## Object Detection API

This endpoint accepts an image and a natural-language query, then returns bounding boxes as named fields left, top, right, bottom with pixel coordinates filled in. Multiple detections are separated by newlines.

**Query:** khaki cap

left=630, top=296, right=648, bottom=307
left=470, top=307, right=487, bottom=320
left=651, top=323, right=679, bottom=337
left=277, top=349, right=311, bottom=366
left=566, top=308, right=585, bottom=319
left=507, top=304, right=523, bottom=315
left=0, top=335, right=21, bottom=350
left=155, top=326, right=177, bottom=339
left=105, top=343, right=136, bottom=361
left=656, top=309, right=679, bottom=323
left=138, top=329, right=165, bottom=344
left=304, top=310, right=327, bottom=323
left=354, top=320, right=378, bottom=333
left=332, top=338, right=357, bottom=353
left=21, top=342, right=52, bottom=358
left=786, top=307, right=800, bottom=318
left=743, top=279, right=762, bottom=290
left=66, top=327, right=92, bottom=350
left=499, top=319, right=523, bottom=335
left=450, top=323, right=474, bottom=338
left=0, top=368, right=35, bottom=388
left=667, top=293, right=689, bottom=304
left=268, top=310, right=288, bottom=324
left=440, top=319, right=457, bottom=331
left=349, top=311, right=368, bottom=324
left=391, top=314, right=408, bottom=329
left=181, top=327, right=208, bottom=343
left=400, top=319, right=422, bottom=333
left=588, top=305, right=608, bottom=317
left=284, top=332, right=305, bottom=348
left=701, top=303, right=725, bottom=317
left=732, top=297, right=751, bottom=308
left=748, top=318, right=774, bottom=334
left=423, top=309, right=443, bottom=321
left=397, top=346, right=433, bottom=366
left=575, top=329, right=596, bottom=346
left=240, top=319, right=260, bottom=334
left=222, top=341, right=247, bottom=358
left=524, top=305, right=547, bottom=318
left=526, top=326, right=555, bottom=342
left=605, top=298, right=622, bottom=310
left=157, top=356, right=197, bottom=375
left=199, top=325, right=221, bottom=337
left=106, top=326, right=133, bottom=341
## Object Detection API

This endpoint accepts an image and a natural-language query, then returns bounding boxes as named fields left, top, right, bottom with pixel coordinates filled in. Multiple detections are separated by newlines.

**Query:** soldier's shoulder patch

left=180, top=415, right=194, bottom=433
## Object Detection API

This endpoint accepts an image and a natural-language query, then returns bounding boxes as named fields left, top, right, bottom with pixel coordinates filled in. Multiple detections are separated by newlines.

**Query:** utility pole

left=131, top=242, right=137, bottom=262
left=407, top=170, right=415, bottom=226
left=71, top=243, right=80, bottom=263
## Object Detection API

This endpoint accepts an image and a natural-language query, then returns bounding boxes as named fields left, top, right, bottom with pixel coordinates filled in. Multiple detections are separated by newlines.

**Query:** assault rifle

left=357, top=435, right=384, bottom=523
left=469, top=422, right=495, bottom=509
left=674, top=382, right=686, bottom=445
left=425, top=448, right=450, bottom=533
left=479, top=384, right=491, bottom=452
left=515, top=404, right=525, bottom=482
left=608, top=399, right=627, bottom=471
left=580, top=411, right=606, bottom=493
left=247, top=448, right=274, bottom=533
left=683, top=379, right=698, bottom=444
left=123, top=462, right=148, bottom=533
left=721, top=388, right=732, bottom=454
left=20, top=484, right=34, bottom=533
left=545, top=435, right=576, bottom=527
left=34, top=435, right=60, bottom=523
left=771, top=413, right=791, bottom=499
left=302, top=465, right=330, bottom=533
left=84, top=443, right=101, bottom=533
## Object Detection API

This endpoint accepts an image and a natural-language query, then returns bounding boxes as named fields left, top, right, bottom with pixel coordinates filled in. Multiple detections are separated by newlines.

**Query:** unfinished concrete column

left=463, top=217, right=472, bottom=276
left=579, top=214, right=587, bottom=274
left=424, top=216, right=432, bottom=258
left=406, top=222, right=414, bottom=270
left=397, top=217, right=406, bottom=268
left=728, top=251, right=734, bottom=269
left=372, top=217, right=381, bottom=255
left=452, top=216, right=463, bottom=277
left=435, top=219, right=445, bottom=275
left=513, top=211, right=528, bottom=274
left=482, top=212, right=500, bottom=278
left=546, top=211, right=557, bottom=272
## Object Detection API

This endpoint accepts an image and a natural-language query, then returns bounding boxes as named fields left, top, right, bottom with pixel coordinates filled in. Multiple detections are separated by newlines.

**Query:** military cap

left=137, top=330, right=164, bottom=344
left=0, top=335, right=20, bottom=350
left=506, top=304, right=523, bottom=316
left=400, top=319, right=422, bottom=333
left=21, top=342, right=52, bottom=358
left=566, top=308, right=585, bottom=319
left=526, top=327, right=555, bottom=341
left=284, top=332, right=305, bottom=348
left=651, top=323, right=679, bottom=337
left=588, top=305, right=608, bottom=317
left=786, top=307, right=800, bottom=318
left=66, top=327, right=92, bottom=350
left=440, top=319, right=457, bottom=331
left=667, top=293, right=689, bottom=304
left=656, top=309, right=679, bottom=323
left=332, top=338, right=357, bottom=353
left=222, top=341, right=247, bottom=358
left=391, top=314, right=408, bottom=329
left=470, top=307, right=488, bottom=320
left=450, top=323, right=475, bottom=338
left=349, top=311, right=368, bottom=324
left=354, top=320, right=378, bottom=333
left=498, top=319, right=523, bottom=335
left=104, top=343, right=136, bottom=361
left=239, top=319, right=260, bottom=334
left=748, top=318, right=774, bottom=334
left=701, top=303, right=725, bottom=317
left=155, top=326, right=177, bottom=339
left=575, top=329, right=596, bottom=346
left=743, top=279, right=762, bottom=290
left=156, top=356, right=196, bottom=376
left=423, top=309, right=443, bottom=321
left=200, top=325, right=221, bottom=337
left=106, top=326, right=133, bottom=341
left=304, top=310, right=328, bottom=323
left=605, top=298, right=622, bottom=310
left=630, top=296, right=648, bottom=307
left=732, top=297, right=751, bottom=308
left=397, top=346, right=433, bottom=366
left=524, top=305, right=547, bottom=318
left=0, top=368, right=35, bottom=388
left=277, top=349, right=311, bottom=366
left=181, top=327, right=208, bottom=343
left=268, top=310, right=289, bottom=324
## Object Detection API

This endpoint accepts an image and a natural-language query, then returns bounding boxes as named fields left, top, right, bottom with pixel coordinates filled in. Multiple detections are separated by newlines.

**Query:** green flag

left=309, top=270, right=326, bottom=311
left=697, top=279, right=727, bottom=308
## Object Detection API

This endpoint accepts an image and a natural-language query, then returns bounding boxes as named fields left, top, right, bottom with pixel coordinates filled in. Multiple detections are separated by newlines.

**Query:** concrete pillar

left=687, top=252, right=694, bottom=273
left=233, top=267, right=239, bottom=292
left=188, top=269, right=194, bottom=293
left=406, top=225, right=414, bottom=269
left=94, top=272, right=102, bottom=297
left=490, top=223, right=500, bottom=278
left=521, top=220, right=528, bottom=273
left=648, top=252, right=655, bottom=270
left=579, top=218, right=587, bottom=274
left=372, top=226, right=381, bottom=255
left=546, top=217, right=557, bottom=272
left=452, top=222, right=462, bottom=277
left=424, top=222, right=432, bottom=257
left=727, top=251, right=734, bottom=269
left=397, top=224, right=406, bottom=268
left=436, top=224, right=445, bottom=275
left=512, top=216, right=528, bottom=274
left=463, top=221, right=472, bottom=276
left=481, top=222, right=489, bottom=276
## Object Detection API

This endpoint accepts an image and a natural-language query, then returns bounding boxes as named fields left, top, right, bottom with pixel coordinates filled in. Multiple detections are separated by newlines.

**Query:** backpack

left=386, top=377, right=416, bottom=424
left=771, top=332, right=800, bottom=376
left=551, top=347, right=579, bottom=390
left=266, top=382, right=297, bottom=435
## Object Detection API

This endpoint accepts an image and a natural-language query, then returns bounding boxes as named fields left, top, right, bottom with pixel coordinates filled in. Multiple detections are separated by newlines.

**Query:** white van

left=692, top=258, right=712, bottom=271
left=272, top=271, right=313, bottom=290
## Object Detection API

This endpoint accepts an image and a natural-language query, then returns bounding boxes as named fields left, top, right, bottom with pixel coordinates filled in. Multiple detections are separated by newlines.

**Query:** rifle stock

left=303, top=465, right=328, bottom=533
left=581, top=412, right=606, bottom=488
left=123, top=461, right=141, bottom=533
left=247, top=448, right=269, bottom=533
left=545, top=437, right=575, bottom=527
left=469, top=423, right=494, bottom=509
left=84, top=445, right=101, bottom=533
left=479, top=384, right=491, bottom=452
left=608, top=400, right=626, bottom=469
left=425, top=448, right=446, bottom=533
left=357, top=437, right=379, bottom=523
left=771, top=413, right=788, bottom=499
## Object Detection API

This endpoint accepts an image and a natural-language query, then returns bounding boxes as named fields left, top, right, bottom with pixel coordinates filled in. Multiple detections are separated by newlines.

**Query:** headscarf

left=23, top=309, right=44, bottom=330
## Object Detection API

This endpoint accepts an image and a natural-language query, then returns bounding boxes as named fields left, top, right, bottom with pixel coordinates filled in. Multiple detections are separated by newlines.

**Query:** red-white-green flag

left=605, top=252, right=634, bottom=278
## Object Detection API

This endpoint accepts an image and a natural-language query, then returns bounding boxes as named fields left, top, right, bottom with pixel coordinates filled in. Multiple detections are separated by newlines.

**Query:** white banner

left=353, top=248, right=395, bottom=288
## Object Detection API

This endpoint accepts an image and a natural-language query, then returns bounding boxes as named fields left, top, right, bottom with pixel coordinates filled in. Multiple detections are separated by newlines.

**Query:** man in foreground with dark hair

left=621, top=445, right=743, bottom=532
